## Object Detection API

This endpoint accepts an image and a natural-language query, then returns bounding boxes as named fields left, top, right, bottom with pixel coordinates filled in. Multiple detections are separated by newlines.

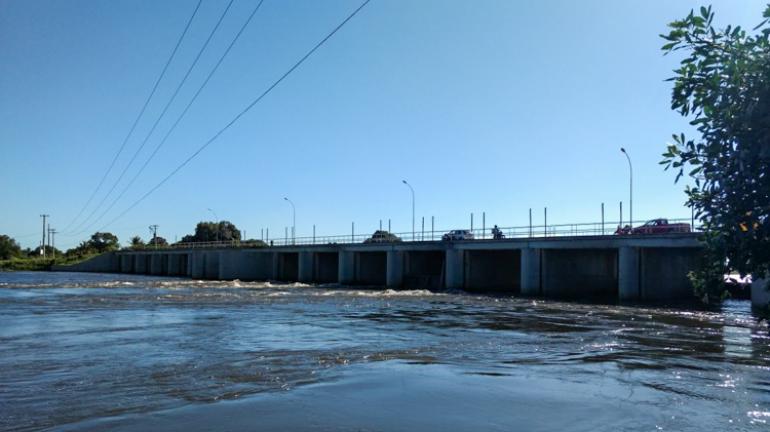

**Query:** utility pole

left=149, top=225, right=159, bottom=249
left=40, top=214, right=49, bottom=258
left=51, top=229, right=57, bottom=259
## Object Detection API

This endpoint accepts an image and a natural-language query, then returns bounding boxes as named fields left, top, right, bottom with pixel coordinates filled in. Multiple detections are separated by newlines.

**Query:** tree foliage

left=88, top=232, right=120, bottom=253
left=148, top=236, right=168, bottom=247
left=0, top=235, right=22, bottom=260
left=129, top=236, right=145, bottom=249
left=64, top=232, right=120, bottom=257
left=180, top=221, right=241, bottom=243
left=661, top=6, right=770, bottom=301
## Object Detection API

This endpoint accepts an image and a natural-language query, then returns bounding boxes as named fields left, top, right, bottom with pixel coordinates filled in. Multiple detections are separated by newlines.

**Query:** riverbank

left=0, top=254, right=98, bottom=271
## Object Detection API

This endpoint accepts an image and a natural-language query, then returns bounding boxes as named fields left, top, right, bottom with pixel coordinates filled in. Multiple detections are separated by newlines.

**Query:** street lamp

left=620, top=148, right=633, bottom=227
left=284, top=197, right=295, bottom=245
left=402, top=180, right=415, bottom=241
left=207, top=208, right=219, bottom=242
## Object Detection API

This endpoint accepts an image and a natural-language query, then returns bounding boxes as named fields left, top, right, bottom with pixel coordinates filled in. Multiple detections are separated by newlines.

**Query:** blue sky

left=0, top=0, right=762, bottom=249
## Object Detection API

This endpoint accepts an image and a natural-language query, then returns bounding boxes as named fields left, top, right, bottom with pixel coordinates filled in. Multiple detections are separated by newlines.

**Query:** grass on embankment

left=0, top=254, right=100, bottom=271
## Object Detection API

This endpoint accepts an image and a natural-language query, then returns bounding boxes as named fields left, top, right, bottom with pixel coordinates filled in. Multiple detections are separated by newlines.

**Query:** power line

left=68, top=0, right=237, bottom=236
left=99, top=0, right=372, bottom=231
left=61, top=0, right=203, bottom=234
left=84, top=0, right=266, bottom=233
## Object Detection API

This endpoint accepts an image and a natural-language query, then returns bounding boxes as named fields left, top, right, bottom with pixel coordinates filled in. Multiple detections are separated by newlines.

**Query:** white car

left=442, top=230, right=474, bottom=241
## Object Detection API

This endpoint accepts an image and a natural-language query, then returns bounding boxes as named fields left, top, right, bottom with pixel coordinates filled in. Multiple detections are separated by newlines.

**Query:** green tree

left=148, top=236, right=168, bottom=247
left=181, top=221, right=241, bottom=243
left=129, top=236, right=145, bottom=250
left=88, top=232, right=119, bottom=253
left=28, top=245, right=62, bottom=258
left=0, top=235, right=22, bottom=260
left=661, top=6, right=770, bottom=301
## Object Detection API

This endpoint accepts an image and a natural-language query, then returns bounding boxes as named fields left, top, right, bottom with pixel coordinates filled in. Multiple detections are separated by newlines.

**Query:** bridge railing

left=147, top=218, right=700, bottom=250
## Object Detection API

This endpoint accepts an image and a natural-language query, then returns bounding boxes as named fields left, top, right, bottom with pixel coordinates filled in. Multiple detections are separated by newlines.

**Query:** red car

left=616, top=218, right=691, bottom=235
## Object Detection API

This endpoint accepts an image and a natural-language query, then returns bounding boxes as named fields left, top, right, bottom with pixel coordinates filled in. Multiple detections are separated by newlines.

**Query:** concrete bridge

left=57, top=233, right=704, bottom=302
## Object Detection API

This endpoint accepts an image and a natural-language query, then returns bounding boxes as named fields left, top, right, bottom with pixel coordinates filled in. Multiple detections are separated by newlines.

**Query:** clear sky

left=0, top=0, right=763, bottom=249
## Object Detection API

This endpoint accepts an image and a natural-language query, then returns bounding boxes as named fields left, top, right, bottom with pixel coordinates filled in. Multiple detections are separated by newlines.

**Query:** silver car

left=442, top=229, right=475, bottom=241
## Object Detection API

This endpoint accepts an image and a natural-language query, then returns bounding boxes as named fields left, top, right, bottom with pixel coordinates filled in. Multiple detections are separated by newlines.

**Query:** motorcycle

left=492, top=226, right=505, bottom=240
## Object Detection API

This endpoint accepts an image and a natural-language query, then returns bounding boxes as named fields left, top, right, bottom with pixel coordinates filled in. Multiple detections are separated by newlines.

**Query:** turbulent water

left=0, top=272, right=768, bottom=431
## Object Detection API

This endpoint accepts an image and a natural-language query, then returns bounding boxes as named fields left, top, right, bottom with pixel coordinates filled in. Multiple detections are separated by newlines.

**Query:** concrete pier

left=338, top=251, right=355, bottom=284
left=386, top=251, right=404, bottom=288
left=520, top=248, right=541, bottom=296
left=191, top=252, right=205, bottom=279
left=445, top=248, right=464, bottom=290
left=150, top=254, right=164, bottom=276
left=135, top=254, right=149, bottom=275
left=298, top=252, right=314, bottom=283
left=167, top=254, right=182, bottom=276
left=120, top=254, right=135, bottom=274
left=55, top=233, right=705, bottom=304
left=618, top=246, right=640, bottom=301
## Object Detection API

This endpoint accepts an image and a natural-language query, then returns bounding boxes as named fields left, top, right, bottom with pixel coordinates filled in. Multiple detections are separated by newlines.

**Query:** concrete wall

left=204, top=251, right=220, bottom=279
left=51, top=252, right=120, bottom=273
left=167, top=254, right=186, bottom=276
left=120, top=254, right=135, bottom=274
left=542, top=249, right=617, bottom=298
left=640, top=247, right=700, bottom=301
left=219, top=250, right=268, bottom=280
left=403, top=251, right=443, bottom=290
left=149, top=255, right=165, bottom=275
left=465, top=250, right=520, bottom=293
left=135, top=254, right=150, bottom=275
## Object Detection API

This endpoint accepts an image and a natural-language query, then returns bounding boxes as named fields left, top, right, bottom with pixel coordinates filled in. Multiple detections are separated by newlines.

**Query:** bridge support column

left=191, top=252, right=205, bottom=279
left=150, top=254, right=163, bottom=275
left=135, top=254, right=148, bottom=274
left=338, top=251, right=354, bottom=284
left=619, top=247, right=640, bottom=301
left=120, top=254, right=134, bottom=273
left=298, top=252, right=314, bottom=283
left=386, top=250, right=404, bottom=288
left=445, top=248, right=464, bottom=290
left=168, top=254, right=181, bottom=276
left=204, top=251, right=220, bottom=279
left=520, top=248, right=541, bottom=296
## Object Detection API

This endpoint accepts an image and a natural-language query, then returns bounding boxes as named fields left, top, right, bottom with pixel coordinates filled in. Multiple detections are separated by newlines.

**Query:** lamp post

left=284, top=197, right=295, bottom=245
left=207, top=208, right=219, bottom=242
left=620, top=148, right=633, bottom=227
left=402, top=180, right=415, bottom=241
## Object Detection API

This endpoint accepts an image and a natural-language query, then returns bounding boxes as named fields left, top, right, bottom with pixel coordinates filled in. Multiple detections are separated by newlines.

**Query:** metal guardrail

left=131, top=218, right=700, bottom=250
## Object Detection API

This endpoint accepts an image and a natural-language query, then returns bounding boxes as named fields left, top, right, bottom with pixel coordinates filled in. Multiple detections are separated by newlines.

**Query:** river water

left=0, top=271, right=768, bottom=431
